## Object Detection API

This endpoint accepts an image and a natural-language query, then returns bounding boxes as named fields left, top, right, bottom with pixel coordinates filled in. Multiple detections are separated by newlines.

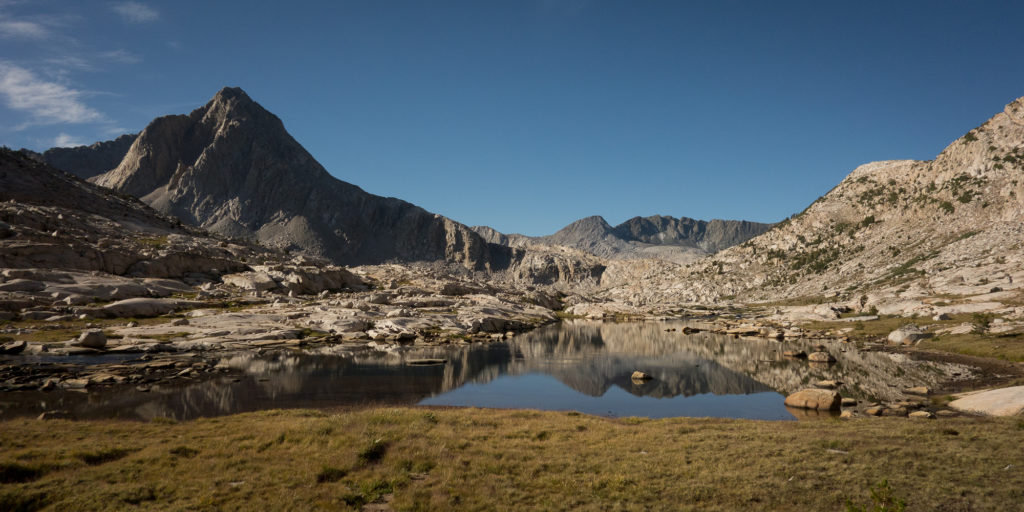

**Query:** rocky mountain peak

left=85, top=87, right=604, bottom=282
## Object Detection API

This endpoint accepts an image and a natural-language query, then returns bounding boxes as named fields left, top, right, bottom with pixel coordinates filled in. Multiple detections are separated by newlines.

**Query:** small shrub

left=938, top=201, right=955, bottom=214
left=845, top=480, right=906, bottom=512
left=0, top=463, right=43, bottom=484
left=76, top=448, right=130, bottom=466
left=169, top=446, right=199, bottom=458
left=357, top=439, right=389, bottom=464
left=316, top=466, right=348, bottom=483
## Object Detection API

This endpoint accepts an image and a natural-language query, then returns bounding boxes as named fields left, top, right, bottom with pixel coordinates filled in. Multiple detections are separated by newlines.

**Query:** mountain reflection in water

left=0, top=320, right=964, bottom=421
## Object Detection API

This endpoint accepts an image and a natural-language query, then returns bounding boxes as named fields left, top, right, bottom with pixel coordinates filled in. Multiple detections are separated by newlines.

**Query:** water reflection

left=0, top=320, right=964, bottom=421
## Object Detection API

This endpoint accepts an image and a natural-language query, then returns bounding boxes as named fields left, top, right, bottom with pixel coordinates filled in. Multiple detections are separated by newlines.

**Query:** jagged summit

left=89, top=87, right=508, bottom=269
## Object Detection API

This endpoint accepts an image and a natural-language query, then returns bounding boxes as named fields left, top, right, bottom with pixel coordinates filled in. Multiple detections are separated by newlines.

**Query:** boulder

left=807, top=351, right=836, bottom=363
left=904, top=386, right=931, bottom=395
left=784, top=389, right=841, bottom=410
left=909, top=411, right=935, bottom=419
left=75, top=329, right=106, bottom=349
left=222, top=271, right=278, bottom=292
left=0, top=340, right=27, bottom=354
left=887, top=325, right=927, bottom=345
left=101, top=298, right=180, bottom=318
left=948, top=386, right=1024, bottom=417
left=631, top=371, right=653, bottom=381
left=0, top=279, right=46, bottom=292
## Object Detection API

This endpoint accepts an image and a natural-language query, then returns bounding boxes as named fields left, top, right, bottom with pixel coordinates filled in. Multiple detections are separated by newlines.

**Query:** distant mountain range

left=474, top=215, right=772, bottom=264
left=27, top=87, right=767, bottom=272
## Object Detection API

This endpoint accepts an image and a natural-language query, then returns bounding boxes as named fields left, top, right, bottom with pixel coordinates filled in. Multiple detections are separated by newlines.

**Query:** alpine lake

left=0, top=320, right=967, bottom=421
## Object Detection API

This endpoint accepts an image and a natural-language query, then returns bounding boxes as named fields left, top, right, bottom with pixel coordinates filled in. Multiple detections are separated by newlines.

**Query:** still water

left=0, top=320, right=960, bottom=421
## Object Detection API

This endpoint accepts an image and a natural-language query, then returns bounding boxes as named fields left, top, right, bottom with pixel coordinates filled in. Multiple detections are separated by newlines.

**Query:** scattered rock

left=864, top=406, right=884, bottom=416
left=0, top=340, right=27, bottom=354
left=170, top=318, right=190, bottom=326
left=784, top=389, right=841, bottom=410
left=75, top=329, right=107, bottom=349
left=887, top=325, right=926, bottom=345
left=807, top=351, right=835, bottom=363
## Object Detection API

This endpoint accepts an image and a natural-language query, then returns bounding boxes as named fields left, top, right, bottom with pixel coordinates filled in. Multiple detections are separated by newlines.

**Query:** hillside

left=597, top=96, right=1024, bottom=314
left=0, top=148, right=257, bottom=277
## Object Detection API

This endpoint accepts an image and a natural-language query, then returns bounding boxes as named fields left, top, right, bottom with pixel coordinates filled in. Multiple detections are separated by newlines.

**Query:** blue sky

left=2, top=1, right=1023, bottom=236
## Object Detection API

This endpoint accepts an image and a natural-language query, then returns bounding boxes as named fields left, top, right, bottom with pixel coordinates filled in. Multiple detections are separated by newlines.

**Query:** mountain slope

left=22, top=134, right=136, bottom=180
left=91, top=87, right=511, bottom=271
left=0, top=148, right=255, bottom=277
left=599, top=96, right=1024, bottom=309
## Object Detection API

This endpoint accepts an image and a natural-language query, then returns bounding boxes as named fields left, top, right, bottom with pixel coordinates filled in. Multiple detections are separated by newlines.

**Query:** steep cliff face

left=22, top=134, right=137, bottom=179
left=91, top=87, right=513, bottom=271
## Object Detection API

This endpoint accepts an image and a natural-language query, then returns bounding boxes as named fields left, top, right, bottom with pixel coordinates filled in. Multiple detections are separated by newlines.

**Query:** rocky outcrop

left=90, top=87, right=519, bottom=273
left=22, top=134, right=136, bottom=179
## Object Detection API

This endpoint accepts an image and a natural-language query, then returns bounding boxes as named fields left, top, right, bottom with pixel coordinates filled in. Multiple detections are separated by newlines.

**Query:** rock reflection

left=0, top=320, right=969, bottom=421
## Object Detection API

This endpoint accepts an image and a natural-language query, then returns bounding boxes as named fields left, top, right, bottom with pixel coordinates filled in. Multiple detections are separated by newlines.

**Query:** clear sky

left=2, top=1, right=1023, bottom=236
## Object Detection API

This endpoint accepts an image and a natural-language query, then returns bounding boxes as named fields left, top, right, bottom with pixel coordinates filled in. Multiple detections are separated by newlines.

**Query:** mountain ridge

left=473, top=214, right=772, bottom=263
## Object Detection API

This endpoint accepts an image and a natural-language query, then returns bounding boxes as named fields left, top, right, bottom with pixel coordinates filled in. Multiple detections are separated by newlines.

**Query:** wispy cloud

left=112, top=2, right=158, bottom=23
left=53, top=133, right=84, bottom=147
left=0, top=62, right=104, bottom=126
left=0, top=19, right=50, bottom=39
left=44, top=55, right=95, bottom=71
left=99, top=49, right=140, bottom=64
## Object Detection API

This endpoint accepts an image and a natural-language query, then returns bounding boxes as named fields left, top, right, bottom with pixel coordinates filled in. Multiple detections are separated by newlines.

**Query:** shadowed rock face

left=91, top=87, right=513, bottom=271
left=22, top=134, right=137, bottom=180
left=0, top=148, right=179, bottom=231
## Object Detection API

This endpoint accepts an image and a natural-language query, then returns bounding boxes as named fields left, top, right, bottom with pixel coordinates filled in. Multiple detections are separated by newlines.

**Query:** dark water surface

left=0, top=320, right=958, bottom=421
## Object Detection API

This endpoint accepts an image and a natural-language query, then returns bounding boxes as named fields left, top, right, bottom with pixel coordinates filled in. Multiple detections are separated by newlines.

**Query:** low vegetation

left=1, top=408, right=1021, bottom=511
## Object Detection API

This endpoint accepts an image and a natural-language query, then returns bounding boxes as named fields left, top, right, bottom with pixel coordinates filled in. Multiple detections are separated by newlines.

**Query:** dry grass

left=801, top=313, right=1024, bottom=362
left=0, top=317, right=168, bottom=344
left=1, top=408, right=1022, bottom=511
left=925, top=333, right=1024, bottom=362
